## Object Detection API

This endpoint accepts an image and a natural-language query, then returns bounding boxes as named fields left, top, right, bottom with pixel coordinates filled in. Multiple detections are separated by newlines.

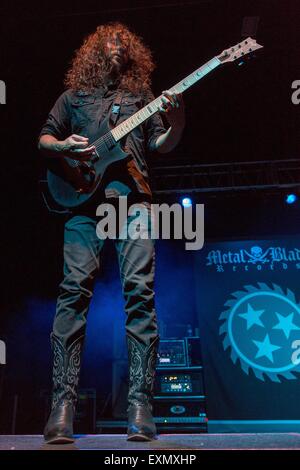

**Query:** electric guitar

left=47, top=37, right=263, bottom=208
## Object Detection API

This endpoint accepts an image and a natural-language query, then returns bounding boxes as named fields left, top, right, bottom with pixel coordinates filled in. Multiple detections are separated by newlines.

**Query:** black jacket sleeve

left=142, top=90, right=166, bottom=152
left=39, top=90, right=72, bottom=141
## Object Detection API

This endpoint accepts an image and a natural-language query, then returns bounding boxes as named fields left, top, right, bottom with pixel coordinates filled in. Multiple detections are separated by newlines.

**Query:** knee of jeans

left=122, top=277, right=154, bottom=300
left=125, top=315, right=158, bottom=342
left=124, top=288, right=155, bottom=317
left=59, top=270, right=95, bottom=297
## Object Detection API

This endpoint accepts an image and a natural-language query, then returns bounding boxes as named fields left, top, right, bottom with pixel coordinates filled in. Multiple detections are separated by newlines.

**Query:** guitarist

left=38, top=21, right=185, bottom=443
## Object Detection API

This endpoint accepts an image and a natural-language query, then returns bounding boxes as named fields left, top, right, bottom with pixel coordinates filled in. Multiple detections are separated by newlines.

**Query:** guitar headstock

left=217, top=37, right=263, bottom=63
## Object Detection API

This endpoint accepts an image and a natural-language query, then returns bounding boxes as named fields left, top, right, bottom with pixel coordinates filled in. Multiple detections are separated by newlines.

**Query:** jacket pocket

left=70, top=96, right=100, bottom=128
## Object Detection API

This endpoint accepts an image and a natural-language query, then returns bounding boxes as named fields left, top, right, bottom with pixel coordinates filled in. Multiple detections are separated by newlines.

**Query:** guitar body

left=47, top=117, right=130, bottom=208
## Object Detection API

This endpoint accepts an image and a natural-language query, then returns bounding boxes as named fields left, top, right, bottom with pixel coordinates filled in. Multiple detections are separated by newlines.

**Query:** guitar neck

left=111, top=56, right=221, bottom=142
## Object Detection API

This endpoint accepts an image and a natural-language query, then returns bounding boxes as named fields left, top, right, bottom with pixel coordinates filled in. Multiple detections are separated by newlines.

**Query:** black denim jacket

left=40, top=86, right=166, bottom=200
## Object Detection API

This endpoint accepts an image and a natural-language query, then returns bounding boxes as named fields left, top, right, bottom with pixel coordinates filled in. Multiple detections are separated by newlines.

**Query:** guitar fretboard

left=111, top=56, right=221, bottom=142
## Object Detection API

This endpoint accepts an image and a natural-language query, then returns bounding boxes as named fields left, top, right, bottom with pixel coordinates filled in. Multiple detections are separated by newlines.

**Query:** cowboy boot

left=44, top=333, right=84, bottom=444
left=126, top=333, right=159, bottom=441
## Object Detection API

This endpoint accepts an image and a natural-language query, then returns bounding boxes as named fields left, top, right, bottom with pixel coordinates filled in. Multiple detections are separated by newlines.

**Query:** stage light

left=286, top=194, right=298, bottom=204
left=181, top=197, right=192, bottom=208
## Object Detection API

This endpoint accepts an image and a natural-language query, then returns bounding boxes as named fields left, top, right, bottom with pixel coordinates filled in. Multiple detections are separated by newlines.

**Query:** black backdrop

left=1, top=0, right=300, bottom=433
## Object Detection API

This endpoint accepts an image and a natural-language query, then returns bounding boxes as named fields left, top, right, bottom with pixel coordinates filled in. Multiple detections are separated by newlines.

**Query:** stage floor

left=0, top=433, right=300, bottom=450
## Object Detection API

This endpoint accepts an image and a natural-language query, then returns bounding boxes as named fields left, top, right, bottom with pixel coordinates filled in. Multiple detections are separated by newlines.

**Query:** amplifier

left=154, top=367, right=205, bottom=397
left=157, top=339, right=186, bottom=367
left=157, top=337, right=202, bottom=368
left=153, top=397, right=207, bottom=427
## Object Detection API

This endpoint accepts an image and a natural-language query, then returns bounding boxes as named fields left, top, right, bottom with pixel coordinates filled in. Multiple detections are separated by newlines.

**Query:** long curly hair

left=65, top=22, right=155, bottom=94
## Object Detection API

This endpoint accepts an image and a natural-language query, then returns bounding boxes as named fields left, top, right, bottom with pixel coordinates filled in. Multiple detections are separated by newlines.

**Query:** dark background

left=0, top=0, right=300, bottom=432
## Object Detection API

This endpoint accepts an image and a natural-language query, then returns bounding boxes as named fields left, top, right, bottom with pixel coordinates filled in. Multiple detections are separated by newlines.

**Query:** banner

left=195, top=237, right=300, bottom=429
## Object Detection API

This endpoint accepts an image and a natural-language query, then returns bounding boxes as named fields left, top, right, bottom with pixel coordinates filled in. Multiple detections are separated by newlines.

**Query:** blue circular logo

left=219, top=283, right=300, bottom=382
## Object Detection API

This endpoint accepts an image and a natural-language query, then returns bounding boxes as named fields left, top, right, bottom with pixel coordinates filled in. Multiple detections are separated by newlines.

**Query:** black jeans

left=52, top=201, right=158, bottom=348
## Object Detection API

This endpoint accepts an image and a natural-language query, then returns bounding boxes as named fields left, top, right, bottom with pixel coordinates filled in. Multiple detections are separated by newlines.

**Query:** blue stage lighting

left=181, top=197, right=192, bottom=208
left=286, top=194, right=297, bottom=204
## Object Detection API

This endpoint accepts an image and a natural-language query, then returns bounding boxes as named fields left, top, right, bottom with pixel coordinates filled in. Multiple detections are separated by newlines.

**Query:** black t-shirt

left=39, top=85, right=166, bottom=204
